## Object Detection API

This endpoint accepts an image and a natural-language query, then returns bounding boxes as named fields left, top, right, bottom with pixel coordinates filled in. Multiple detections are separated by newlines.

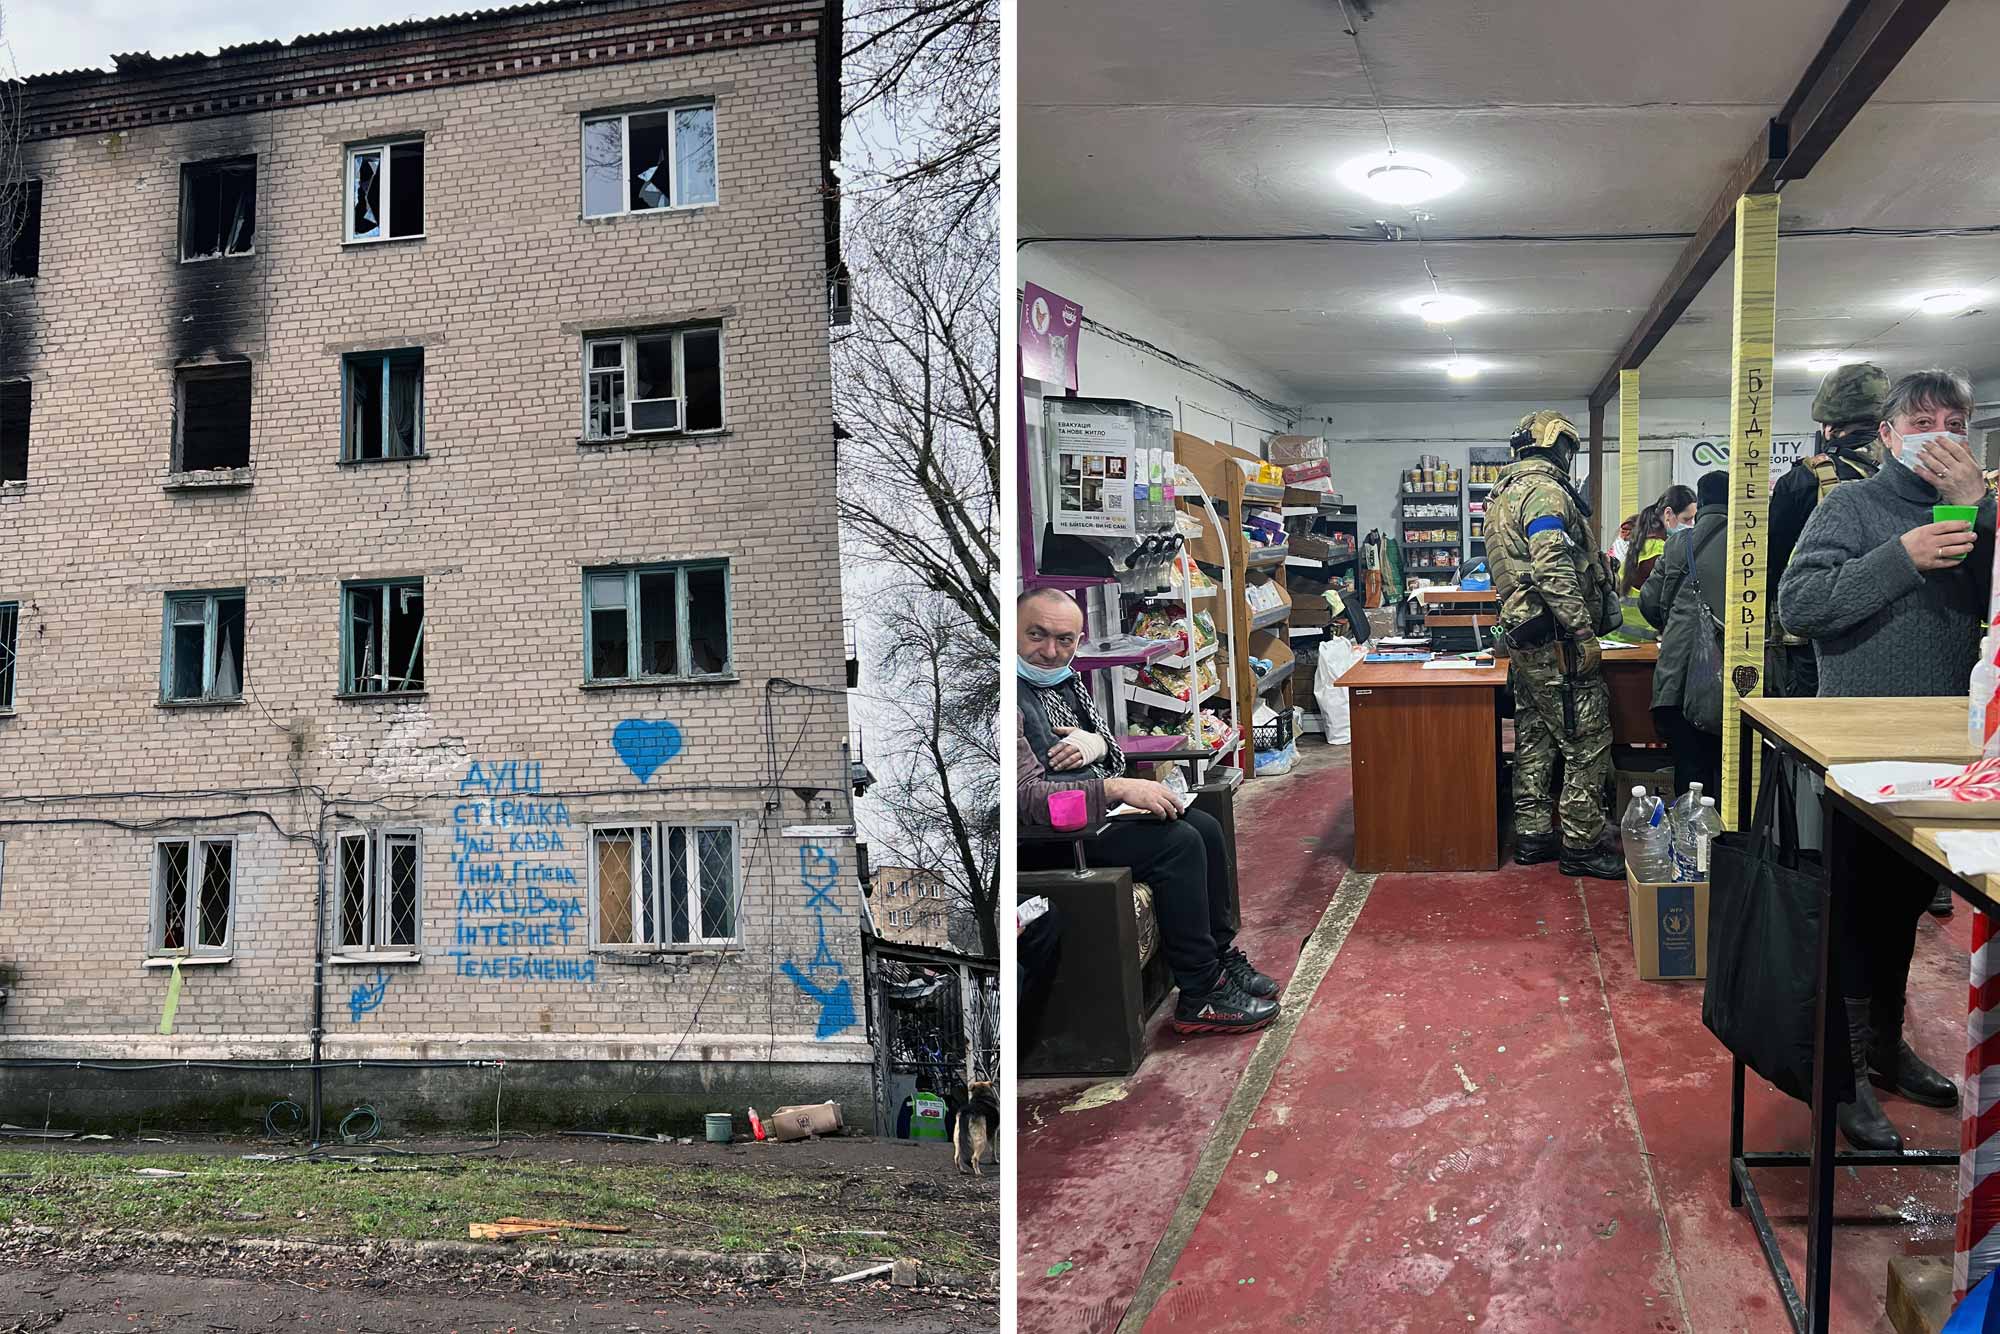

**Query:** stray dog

left=946, top=1079, right=1000, bottom=1177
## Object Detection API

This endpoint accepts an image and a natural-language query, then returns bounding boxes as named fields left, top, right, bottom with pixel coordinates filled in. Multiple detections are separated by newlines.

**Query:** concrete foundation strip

left=1114, top=866, right=1377, bottom=1334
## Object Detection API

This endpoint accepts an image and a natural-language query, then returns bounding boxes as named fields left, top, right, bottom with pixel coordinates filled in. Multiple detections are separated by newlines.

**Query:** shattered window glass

left=388, top=142, right=425, bottom=238
left=4, top=180, right=40, bottom=280
left=637, top=570, right=679, bottom=677
left=350, top=149, right=383, bottom=240
left=164, top=591, right=246, bottom=703
left=584, top=329, right=722, bottom=439
left=627, top=111, right=675, bottom=211
left=583, top=118, right=625, bottom=216
left=686, top=565, right=731, bottom=675
left=0, top=380, right=28, bottom=482
left=585, top=339, right=625, bottom=441
left=344, top=581, right=424, bottom=694
left=181, top=158, right=256, bottom=260
left=583, top=563, right=726, bottom=682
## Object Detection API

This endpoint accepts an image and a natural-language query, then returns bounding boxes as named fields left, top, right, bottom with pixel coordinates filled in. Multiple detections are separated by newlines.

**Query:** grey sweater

left=1777, top=457, right=1996, bottom=698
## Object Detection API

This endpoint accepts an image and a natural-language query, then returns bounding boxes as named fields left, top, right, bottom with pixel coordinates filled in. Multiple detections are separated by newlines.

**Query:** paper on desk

left=1420, top=659, right=1487, bottom=670
left=1931, top=831, right=2000, bottom=877
left=1829, top=761, right=1972, bottom=804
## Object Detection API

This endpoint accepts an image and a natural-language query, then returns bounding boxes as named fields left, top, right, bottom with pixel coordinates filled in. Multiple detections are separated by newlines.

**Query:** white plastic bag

left=1314, top=637, right=1364, bottom=746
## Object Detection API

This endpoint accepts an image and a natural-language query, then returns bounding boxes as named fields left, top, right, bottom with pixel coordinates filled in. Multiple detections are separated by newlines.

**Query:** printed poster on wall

left=1044, top=399, right=1136, bottom=537
left=1021, top=281, right=1082, bottom=390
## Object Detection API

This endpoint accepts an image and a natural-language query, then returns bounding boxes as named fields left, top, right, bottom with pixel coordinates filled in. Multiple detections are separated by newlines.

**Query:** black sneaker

left=1220, top=946, right=1279, bottom=999
left=1559, top=843, right=1626, bottom=881
left=1172, top=979, right=1279, bottom=1035
left=1930, top=886, right=1955, bottom=918
left=1515, top=832, right=1559, bottom=865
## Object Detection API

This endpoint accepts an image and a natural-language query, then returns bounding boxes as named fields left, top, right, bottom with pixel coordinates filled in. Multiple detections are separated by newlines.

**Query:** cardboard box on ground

left=1627, top=867, right=1710, bottom=981
left=769, top=1100, right=845, bottom=1142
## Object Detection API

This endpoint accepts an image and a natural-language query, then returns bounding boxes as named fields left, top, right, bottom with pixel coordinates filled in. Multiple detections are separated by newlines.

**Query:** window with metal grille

left=581, top=103, right=716, bottom=216
left=581, top=327, right=723, bottom=441
left=345, top=140, right=425, bottom=243
left=335, top=829, right=422, bottom=953
left=342, top=579, right=425, bottom=696
left=153, top=837, right=235, bottom=956
left=590, top=823, right=736, bottom=948
left=342, top=350, right=424, bottom=461
left=0, top=601, right=16, bottom=711
left=583, top=561, right=732, bottom=683
left=161, top=590, right=245, bottom=704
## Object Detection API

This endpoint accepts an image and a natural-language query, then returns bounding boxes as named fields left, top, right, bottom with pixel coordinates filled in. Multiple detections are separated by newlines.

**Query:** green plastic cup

left=1936, top=504, right=1978, bottom=561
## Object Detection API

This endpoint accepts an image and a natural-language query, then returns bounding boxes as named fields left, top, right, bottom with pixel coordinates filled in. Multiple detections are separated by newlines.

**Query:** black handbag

left=1682, top=526, right=1727, bottom=735
left=1701, top=755, right=1850, bottom=1106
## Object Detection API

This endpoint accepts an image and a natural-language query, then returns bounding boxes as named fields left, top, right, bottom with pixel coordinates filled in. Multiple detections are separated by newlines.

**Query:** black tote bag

left=1701, top=754, right=1851, bottom=1105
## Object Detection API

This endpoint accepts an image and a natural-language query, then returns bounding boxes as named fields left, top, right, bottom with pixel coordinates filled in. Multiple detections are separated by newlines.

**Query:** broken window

left=153, top=837, right=235, bottom=956
left=580, top=327, right=723, bottom=440
left=161, top=590, right=246, bottom=704
left=180, top=157, right=257, bottom=260
left=583, top=561, right=732, bottom=683
left=580, top=103, right=717, bottom=216
left=175, top=363, right=253, bottom=473
left=3, top=180, right=40, bottom=280
left=0, top=380, right=27, bottom=482
left=346, top=140, right=425, bottom=243
left=591, top=823, right=736, bottom=948
left=343, top=350, right=424, bottom=460
left=343, top=580, right=425, bottom=696
left=335, top=828, right=422, bottom=953
left=0, top=601, right=16, bottom=712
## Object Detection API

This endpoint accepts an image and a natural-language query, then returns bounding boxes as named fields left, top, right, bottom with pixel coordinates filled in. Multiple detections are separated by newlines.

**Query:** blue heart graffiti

left=612, top=718, right=683, bottom=783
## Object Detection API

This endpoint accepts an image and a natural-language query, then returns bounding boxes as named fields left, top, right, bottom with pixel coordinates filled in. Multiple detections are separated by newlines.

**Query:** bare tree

left=842, top=0, right=997, bottom=232
left=0, top=4, right=26, bottom=266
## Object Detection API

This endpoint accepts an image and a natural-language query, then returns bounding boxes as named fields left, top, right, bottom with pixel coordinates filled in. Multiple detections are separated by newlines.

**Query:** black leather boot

left=1838, top=997, right=1902, bottom=1150
left=1559, top=842, right=1626, bottom=880
left=1515, top=832, right=1559, bottom=865
left=1869, top=991, right=1958, bottom=1110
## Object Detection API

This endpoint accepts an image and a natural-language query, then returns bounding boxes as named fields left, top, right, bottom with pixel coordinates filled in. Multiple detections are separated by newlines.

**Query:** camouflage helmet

left=1510, top=409, right=1581, bottom=456
left=1810, top=362, right=1889, bottom=428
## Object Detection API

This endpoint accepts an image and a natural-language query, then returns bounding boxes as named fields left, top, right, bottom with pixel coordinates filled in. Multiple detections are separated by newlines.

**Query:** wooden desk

left=1600, top=642, right=1661, bottom=747
left=1730, top=696, right=1984, bottom=1333
left=1338, top=659, right=1505, bottom=872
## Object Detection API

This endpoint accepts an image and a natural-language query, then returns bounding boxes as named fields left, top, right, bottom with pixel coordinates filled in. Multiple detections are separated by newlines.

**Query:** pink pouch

left=1048, top=789, right=1088, bottom=831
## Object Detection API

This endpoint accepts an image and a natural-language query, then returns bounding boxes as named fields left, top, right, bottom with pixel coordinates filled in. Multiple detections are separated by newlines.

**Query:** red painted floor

left=1017, top=746, right=1356, bottom=1334
left=1020, top=742, right=1970, bottom=1333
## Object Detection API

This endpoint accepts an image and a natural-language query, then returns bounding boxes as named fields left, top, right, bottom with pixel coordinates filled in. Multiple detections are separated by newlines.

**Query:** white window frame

left=160, top=589, right=246, bottom=704
left=580, top=328, right=725, bottom=441
left=344, top=139, right=426, bottom=244
left=150, top=836, right=237, bottom=958
left=333, top=828, right=423, bottom=957
left=580, top=102, right=718, bottom=217
left=588, top=821, right=740, bottom=950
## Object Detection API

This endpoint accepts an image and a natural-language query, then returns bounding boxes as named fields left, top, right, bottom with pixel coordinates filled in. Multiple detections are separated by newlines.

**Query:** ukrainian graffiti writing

left=447, top=759, right=595, bottom=984
left=612, top=718, right=683, bottom=783
left=779, top=843, right=855, bottom=1038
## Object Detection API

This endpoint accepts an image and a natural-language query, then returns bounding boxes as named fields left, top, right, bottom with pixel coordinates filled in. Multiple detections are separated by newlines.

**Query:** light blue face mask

left=1893, top=429, right=1967, bottom=472
left=1017, top=655, right=1074, bottom=687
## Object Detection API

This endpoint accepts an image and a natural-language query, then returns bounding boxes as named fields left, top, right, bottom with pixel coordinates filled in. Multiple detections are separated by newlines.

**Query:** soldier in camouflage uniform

left=1487, top=410, right=1626, bottom=880
left=1769, top=362, right=1889, bottom=701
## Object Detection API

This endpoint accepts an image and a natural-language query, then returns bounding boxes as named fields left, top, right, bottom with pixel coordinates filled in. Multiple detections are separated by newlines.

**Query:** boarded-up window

left=592, top=823, right=735, bottom=947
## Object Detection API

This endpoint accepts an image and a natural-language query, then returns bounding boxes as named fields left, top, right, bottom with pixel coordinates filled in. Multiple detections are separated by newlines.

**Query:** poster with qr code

left=1044, top=400, right=1136, bottom=537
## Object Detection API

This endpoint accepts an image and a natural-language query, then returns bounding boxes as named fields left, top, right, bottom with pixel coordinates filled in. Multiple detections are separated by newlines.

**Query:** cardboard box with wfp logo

left=1626, top=865, right=1710, bottom=981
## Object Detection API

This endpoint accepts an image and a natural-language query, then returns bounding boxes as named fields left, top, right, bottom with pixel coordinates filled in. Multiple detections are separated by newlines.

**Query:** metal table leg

left=1802, top=782, right=1852, bottom=1334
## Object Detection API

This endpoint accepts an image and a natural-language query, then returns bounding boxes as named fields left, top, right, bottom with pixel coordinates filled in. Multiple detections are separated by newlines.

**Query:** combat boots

left=1514, top=832, right=1560, bottom=865
left=1839, top=998, right=1902, bottom=1151
left=1559, top=843, right=1625, bottom=881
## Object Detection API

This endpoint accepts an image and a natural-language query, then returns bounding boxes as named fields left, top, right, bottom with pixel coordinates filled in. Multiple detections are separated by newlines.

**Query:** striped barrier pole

left=1958, top=909, right=2000, bottom=1301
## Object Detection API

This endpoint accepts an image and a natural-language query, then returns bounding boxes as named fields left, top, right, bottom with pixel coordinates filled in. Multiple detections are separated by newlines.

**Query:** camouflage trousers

left=1510, top=646, right=1612, bottom=846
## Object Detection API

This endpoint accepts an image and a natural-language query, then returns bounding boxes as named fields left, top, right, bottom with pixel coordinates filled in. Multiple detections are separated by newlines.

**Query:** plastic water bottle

left=1621, top=786, right=1673, bottom=881
left=1667, top=782, right=1702, bottom=879
left=1676, top=797, right=1723, bottom=881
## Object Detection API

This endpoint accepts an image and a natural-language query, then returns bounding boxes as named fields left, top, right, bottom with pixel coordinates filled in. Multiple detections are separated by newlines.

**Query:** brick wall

left=0, top=25, right=866, bottom=1076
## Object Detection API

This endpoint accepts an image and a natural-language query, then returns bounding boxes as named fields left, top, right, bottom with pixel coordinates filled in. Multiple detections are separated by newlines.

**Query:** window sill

left=591, top=945, right=742, bottom=958
left=0, top=274, right=34, bottom=285
left=336, top=690, right=430, bottom=703
left=581, top=203, right=718, bottom=224
left=337, top=453, right=428, bottom=467
left=329, top=951, right=422, bottom=966
left=157, top=697, right=245, bottom=710
left=577, top=431, right=730, bottom=451
left=180, top=250, right=257, bottom=265
left=143, top=955, right=232, bottom=969
left=164, top=468, right=254, bottom=492
left=581, top=676, right=737, bottom=692
left=342, top=235, right=428, bottom=250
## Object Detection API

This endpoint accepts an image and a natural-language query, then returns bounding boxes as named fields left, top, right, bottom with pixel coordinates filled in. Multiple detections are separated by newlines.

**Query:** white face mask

left=1894, top=429, right=1967, bottom=471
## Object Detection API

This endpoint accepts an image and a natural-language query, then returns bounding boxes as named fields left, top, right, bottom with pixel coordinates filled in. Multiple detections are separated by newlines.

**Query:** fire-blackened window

left=3, top=180, right=40, bottom=279
left=0, top=381, right=27, bottom=482
left=181, top=157, right=257, bottom=261
left=174, top=364, right=253, bottom=473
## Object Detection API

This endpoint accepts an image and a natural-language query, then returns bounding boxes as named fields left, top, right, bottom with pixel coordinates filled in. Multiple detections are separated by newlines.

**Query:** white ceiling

left=1019, top=0, right=2000, bottom=403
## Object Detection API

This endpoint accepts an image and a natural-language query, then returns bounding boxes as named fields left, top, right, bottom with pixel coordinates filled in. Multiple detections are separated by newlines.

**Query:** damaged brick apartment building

left=0, top=0, right=874, bottom=1133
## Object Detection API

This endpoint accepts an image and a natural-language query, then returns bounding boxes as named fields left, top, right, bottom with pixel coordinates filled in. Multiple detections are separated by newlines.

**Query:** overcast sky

left=2, top=1, right=488, bottom=76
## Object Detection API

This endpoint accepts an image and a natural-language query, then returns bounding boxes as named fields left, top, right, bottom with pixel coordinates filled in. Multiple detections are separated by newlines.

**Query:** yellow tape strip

left=159, top=958, right=183, bottom=1036
left=1620, top=368, right=1641, bottom=540
left=1719, top=193, right=1780, bottom=829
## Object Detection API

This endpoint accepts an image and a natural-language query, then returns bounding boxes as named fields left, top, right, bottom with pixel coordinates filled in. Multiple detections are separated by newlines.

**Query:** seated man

left=1017, top=587, right=1279, bottom=1035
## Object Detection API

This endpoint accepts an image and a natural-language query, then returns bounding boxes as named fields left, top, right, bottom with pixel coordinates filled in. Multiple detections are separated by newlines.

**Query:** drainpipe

left=308, top=802, right=329, bottom=1144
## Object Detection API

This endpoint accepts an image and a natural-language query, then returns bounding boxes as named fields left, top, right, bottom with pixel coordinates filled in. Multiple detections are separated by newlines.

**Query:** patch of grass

left=0, top=1150, right=995, bottom=1275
